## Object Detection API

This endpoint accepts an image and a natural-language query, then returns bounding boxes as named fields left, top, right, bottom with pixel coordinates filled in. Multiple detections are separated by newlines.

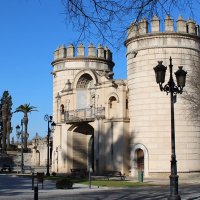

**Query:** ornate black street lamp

left=154, top=57, right=187, bottom=200
left=16, top=119, right=24, bottom=174
left=44, top=114, right=56, bottom=176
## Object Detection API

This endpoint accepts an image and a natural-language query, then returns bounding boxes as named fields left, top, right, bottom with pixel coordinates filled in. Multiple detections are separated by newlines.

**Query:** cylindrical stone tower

left=125, top=14, right=200, bottom=177
left=51, top=42, right=115, bottom=173
left=51, top=42, right=114, bottom=123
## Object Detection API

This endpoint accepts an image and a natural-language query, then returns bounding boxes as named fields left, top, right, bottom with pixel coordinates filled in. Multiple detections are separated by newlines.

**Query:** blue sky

left=0, top=0, right=199, bottom=142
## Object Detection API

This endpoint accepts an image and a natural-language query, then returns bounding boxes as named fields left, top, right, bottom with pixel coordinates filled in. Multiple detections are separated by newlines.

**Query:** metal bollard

left=32, top=172, right=34, bottom=190
left=89, top=171, right=91, bottom=189
left=138, top=171, right=143, bottom=183
left=34, top=186, right=38, bottom=200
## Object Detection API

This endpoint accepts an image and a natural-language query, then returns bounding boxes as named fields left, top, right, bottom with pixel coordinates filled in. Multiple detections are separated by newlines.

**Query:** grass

left=0, top=171, right=17, bottom=174
left=45, top=176, right=154, bottom=187
left=13, top=174, right=155, bottom=187
left=72, top=179, right=154, bottom=187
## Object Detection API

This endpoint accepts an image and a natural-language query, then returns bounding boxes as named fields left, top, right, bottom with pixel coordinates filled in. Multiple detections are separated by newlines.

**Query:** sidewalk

left=1, top=173, right=199, bottom=200
left=125, top=175, right=200, bottom=186
left=26, top=166, right=200, bottom=186
left=56, top=172, right=200, bottom=186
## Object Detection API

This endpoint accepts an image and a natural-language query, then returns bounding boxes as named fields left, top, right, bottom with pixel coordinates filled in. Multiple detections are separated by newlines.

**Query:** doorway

left=137, top=149, right=144, bottom=172
left=72, top=123, right=94, bottom=171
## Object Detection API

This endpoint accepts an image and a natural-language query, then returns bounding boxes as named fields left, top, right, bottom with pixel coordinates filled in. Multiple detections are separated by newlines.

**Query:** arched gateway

left=51, top=42, right=129, bottom=175
left=70, top=123, right=94, bottom=172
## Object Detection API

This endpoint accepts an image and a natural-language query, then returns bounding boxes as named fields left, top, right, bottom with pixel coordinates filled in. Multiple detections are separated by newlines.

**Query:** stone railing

left=61, top=107, right=105, bottom=123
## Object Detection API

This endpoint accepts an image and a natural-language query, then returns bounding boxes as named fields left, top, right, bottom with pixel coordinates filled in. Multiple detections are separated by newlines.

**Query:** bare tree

left=182, top=62, right=200, bottom=121
left=61, top=0, right=199, bottom=49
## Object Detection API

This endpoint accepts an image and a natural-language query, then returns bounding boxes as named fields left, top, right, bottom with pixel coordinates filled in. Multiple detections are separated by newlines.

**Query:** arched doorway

left=137, top=149, right=144, bottom=172
left=71, top=123, right=94, bottom=171
left=130, top=144, right=149, bottom=177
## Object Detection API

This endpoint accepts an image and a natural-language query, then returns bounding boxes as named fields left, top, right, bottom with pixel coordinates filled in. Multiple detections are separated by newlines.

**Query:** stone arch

left=57, top=102, right=65, bottom=122
left=36, top=150, right=40, bottom=166
left=72, top=69, right=98, bottom=90
left=109, top=96, right=117, bottom=108
left=130, top=143, right=149, bottom=177
left=68, top=123, right=78, bottom=131
left=106, top=92, right=119, bottom=103
left=60, top=104, right=65, bottom=113
left=73, top=70, right=97, bottom=110
left=76, top=73, right=93, bottom=89
left=108, top=96, right=117, bottom=118
left=106, top=93, right=119, bottom=118
left=67, top=122, right=94, bottom=171
left=126, top=99, right=129, bottom=118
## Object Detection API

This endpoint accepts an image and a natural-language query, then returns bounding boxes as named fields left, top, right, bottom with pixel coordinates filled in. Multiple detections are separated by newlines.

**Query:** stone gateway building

left=51, top=14, right=200, bottom=177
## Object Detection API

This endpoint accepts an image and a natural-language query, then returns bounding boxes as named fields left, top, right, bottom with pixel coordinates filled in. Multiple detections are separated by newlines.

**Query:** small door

left=137, top=149, right=144, bottom=172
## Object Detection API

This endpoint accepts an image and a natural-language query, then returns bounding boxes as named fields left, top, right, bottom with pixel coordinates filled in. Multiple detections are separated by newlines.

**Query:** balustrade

left=61, top=107, right=105, bottom=123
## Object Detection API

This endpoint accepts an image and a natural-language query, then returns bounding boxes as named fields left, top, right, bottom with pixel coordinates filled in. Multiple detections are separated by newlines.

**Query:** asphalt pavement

left=0, top=173, right=200, bottom=200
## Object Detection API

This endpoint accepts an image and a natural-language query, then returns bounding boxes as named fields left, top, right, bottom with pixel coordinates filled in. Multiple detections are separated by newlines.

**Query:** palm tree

left=14, top=104, right=38, bottom=149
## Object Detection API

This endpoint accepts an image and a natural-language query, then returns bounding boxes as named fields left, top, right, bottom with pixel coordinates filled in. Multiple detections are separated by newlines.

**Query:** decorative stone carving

left=61, top=79, right=72, bottom=93
left=55, top=92, right=61, bottom=99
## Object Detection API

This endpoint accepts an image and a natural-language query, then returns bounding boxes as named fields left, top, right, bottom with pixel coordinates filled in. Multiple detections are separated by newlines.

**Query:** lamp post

left=154, top=57, right=187, bottom=200
left=44, top=114, right=56, bottom=176
left=16, top=119, right=24, bottom=174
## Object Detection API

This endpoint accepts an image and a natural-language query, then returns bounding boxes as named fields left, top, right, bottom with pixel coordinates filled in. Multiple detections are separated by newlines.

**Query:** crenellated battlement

left=54, top=42, right=113, bottom=61
left=127, top=14, right=200, bottom=39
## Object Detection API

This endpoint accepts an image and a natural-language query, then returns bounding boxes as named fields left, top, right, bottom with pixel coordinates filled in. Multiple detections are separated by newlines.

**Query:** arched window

left=126, top=99, right=128, bottom=109
left=60, top=104, right=64, bottom=113
left=109, top=96, right=117, bottom=118
left=76, top=73, right=93, bottom=89
left=76, top=73, right=94, bottom=109
left=109, top=96, right=117, bottom=108
left=126, top=99, right=129, bottom=118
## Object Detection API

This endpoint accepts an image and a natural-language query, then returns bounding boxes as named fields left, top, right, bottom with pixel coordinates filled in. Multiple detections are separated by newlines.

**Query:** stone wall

left=125, top=14, right=200, bottom=177
left=0, top=152, right=33, bottom=167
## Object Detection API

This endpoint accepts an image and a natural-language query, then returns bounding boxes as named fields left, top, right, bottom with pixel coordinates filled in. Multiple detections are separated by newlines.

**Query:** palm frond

left=14, top=103, right=39, bottom=115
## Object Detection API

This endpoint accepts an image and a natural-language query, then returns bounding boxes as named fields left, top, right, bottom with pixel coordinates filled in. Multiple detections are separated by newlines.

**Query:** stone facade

left=51, top=14, right=200, bottom=177
left=31, top=136, right=52, bottom=166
